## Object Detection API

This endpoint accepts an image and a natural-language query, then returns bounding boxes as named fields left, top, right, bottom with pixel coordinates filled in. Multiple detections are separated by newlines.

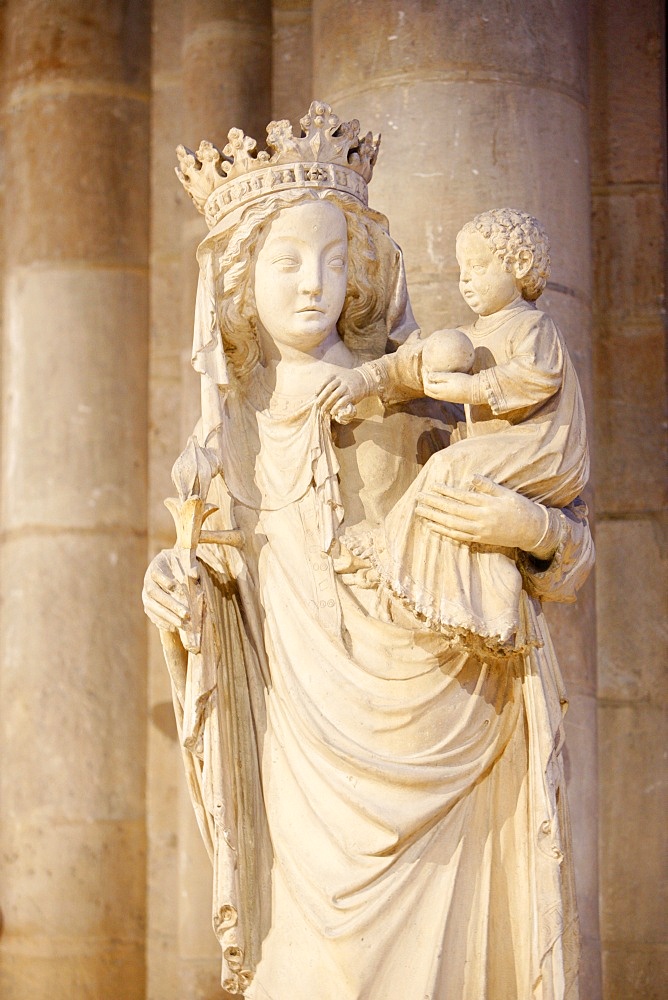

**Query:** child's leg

left=373, top=439, right=524, bottom=650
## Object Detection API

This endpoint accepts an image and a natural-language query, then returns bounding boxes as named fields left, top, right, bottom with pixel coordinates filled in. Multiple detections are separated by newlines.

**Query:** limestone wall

left=590, top=1, right=667, bottom=995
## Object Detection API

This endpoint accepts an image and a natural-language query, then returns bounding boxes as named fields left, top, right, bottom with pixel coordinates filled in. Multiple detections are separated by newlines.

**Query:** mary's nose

left=299, top=258, right=323, bottom=295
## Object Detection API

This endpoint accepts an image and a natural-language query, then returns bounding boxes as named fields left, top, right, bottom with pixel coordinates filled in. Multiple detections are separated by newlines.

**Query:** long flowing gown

left=168, top=369, right=593, bottom=1000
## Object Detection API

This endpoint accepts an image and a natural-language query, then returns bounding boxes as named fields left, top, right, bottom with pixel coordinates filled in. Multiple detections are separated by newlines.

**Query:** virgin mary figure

left=143, top=101, right=593, bottom=1000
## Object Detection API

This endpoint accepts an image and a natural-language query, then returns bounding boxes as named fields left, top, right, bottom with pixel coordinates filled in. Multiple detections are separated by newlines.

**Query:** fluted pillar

left=0, top=2, right=150, bottom=998
left=312, top=1, right=600, bottom=993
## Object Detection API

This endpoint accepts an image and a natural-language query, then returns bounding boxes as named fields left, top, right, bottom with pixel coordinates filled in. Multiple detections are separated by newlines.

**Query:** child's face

left=456, top=229, right=521, bottom=316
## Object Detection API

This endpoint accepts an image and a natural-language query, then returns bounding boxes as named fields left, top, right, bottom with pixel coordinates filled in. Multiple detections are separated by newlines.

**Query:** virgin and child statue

left=143, top=102, right=593, bottom=1000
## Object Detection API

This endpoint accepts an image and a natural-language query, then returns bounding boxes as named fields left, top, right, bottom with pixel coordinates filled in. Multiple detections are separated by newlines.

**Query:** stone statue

left=143, top=101, right=593, bottom=999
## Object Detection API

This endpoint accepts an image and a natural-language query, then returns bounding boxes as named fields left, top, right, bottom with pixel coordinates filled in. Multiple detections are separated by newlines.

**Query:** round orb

left=422, top=328, right=475, bottom=374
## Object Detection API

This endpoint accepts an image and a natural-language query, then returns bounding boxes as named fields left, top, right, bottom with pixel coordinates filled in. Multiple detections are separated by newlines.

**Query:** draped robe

left=170, top=369, right=593, bottom=1000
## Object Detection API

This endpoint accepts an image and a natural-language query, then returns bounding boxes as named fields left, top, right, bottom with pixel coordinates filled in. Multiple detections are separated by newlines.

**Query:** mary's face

left=254, top=200, right=348, bottom=355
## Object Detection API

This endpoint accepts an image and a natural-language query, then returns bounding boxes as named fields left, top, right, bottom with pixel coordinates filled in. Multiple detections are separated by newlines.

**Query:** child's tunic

left=371, top=299, right=589, bottom=653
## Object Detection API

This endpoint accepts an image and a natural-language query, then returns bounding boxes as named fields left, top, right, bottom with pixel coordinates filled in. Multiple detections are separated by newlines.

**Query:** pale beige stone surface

left=271, top=0, right=312, bottom=123
left=4, top=0, right=150, bottom=91
left=177, top=800, right=221, bottom=964
left=0, top=945, right=145, bottom=1000
left=544, top=580, right=598, bottom=696
left=562, top=692, right=601, bottom=968
left=2, top=819, right=145, bottom=935
left=182, top=0, right=272, bottom=142
left=0, top=4, right=150, bottom=997
left=0, top=534, right=147, bottom=806
left=2, top=268, right=148, bottom=531
left=0, top=532, right=148, bottom=996
left=4, top=95, right=149, bottom=266
left=312, top=0, right=587, bottom=96
left=146, top=7, right=189, bottom=999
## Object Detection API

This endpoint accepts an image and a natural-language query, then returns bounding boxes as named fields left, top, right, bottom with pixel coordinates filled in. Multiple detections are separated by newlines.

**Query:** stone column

left=0, top=3, right=150, bottom=998
left=145, top=3, right=272, bottom=998
left=272, top=0, right=312, bottom=123
left=146, top=5, right=192, bottom=999
left=180, top=0, right=274, bottom=438
left=590, top=2, right=667, bottom=997
left=312, top=0, right=600, bottom=993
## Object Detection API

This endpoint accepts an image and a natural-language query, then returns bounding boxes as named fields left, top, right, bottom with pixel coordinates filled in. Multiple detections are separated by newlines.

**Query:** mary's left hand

left=316, top=369, right=368, bottom=415
left=415, top=474, right=554, bottom=558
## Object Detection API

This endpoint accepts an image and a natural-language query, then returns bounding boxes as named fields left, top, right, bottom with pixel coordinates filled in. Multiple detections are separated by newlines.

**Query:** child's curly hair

left=460, top=208, right=551, bottom=301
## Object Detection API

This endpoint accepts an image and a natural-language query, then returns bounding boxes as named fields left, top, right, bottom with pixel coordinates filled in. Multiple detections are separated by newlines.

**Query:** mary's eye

left=272, top=255, right=299, bottom=271
left=328, top=254, right=346, bottom=269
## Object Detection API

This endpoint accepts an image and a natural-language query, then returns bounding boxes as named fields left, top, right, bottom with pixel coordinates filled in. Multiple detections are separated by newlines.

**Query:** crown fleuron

left=176, top=101, right=381, bottom=230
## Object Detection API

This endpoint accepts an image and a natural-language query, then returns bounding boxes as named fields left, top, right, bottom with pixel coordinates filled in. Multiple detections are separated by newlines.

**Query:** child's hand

left=424, top=371, right=475, bottom=404
left=316, top=369, right=368, bottom=419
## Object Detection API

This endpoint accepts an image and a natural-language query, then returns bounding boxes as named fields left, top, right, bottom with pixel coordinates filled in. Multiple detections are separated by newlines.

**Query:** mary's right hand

left=142, top=550, right=192, bottom=633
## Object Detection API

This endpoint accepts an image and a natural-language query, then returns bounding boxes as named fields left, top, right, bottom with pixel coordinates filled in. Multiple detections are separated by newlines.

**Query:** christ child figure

left=318, top=208, right=590, bottom=654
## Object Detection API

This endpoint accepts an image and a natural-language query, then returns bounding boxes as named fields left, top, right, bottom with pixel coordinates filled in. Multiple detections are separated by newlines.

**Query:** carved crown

left=176, top=101, right=381, bottom=230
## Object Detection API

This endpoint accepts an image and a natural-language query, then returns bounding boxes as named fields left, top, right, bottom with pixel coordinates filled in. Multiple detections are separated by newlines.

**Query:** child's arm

left=424, top=361, right=559, bottom=409
left=425, top=315, right=565, bottom=413
left=316, top=340, right=424, bottom=421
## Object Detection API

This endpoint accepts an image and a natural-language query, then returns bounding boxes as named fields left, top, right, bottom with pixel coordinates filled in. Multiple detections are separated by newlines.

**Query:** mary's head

left=209, top=189, right=395, bottom=380
left=181, top=102, right=416, bottom=388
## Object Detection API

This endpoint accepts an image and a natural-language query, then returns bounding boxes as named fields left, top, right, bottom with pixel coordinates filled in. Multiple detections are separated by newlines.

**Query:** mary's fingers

left=315, top=380, right=340, bottom=402
left=151, top=564, right=179, bottom=592
left=316, top=382, right=340, bottom=400
left=143, top=581, right=190, bottom=621
left=414, top=503, right=479, bottom=535
left=415, top=490, right=490, bottom=517
left=416, top=522, right=476, bottom=543
left=318, top=385, right=350, bottom=411
left=143, top=595, right=186, bottom=631
left=469, top=474, right=508, bottom=496
left=421, top=483, right=491, bottom=507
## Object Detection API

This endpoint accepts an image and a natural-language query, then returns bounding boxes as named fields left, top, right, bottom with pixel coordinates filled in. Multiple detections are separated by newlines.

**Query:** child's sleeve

left=358, top=339, right=424, bottom=403
left=471, top=314, right=564, bottom=414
